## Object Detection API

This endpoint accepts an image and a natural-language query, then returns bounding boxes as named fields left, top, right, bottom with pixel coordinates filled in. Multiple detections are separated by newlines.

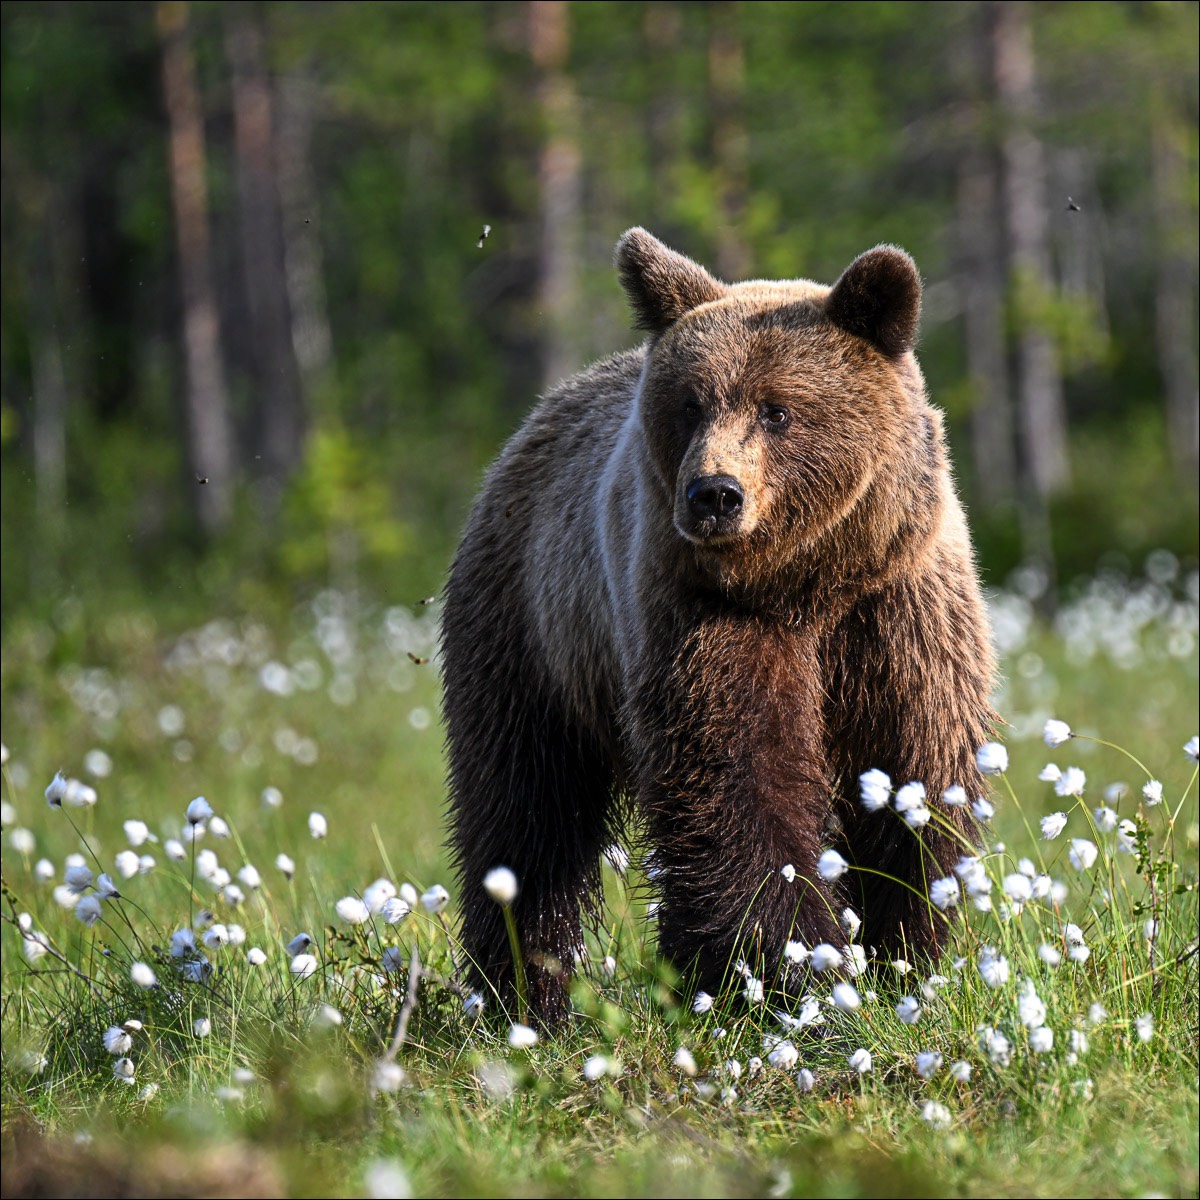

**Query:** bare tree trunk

left=1152, top=109, right=1200, bottom=482
left=275, top=72, right=334, bottom=395
left=29, top=255, right=67, bottom=529
left=157, top=0, right=234, bottom=533
left=958, top=147, right=1015, bottom=505
left=1054, top=148, right=1110, bottom=346
left=226, top=6, right=305, bottom=489
left=529, top=0, right=582, bottom=392
left=708, top=1, right=749, bottom=281
left=992, top=0, right=1069, bottom=502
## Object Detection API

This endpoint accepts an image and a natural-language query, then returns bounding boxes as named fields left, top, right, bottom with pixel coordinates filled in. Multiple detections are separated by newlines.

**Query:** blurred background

left=1, top=0, right=1197, bottom=627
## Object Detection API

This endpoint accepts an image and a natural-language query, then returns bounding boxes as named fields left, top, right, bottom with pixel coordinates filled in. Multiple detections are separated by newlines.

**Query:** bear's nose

left=686, top=475, right=744, bottom=520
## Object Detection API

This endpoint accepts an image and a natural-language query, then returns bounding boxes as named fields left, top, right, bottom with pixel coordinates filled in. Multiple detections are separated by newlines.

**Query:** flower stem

left=501, top=904, right=528, bottom=1025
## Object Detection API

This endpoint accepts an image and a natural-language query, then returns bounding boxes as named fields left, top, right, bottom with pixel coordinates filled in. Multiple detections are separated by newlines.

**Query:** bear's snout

left=684, top=474, right=745, bottom=538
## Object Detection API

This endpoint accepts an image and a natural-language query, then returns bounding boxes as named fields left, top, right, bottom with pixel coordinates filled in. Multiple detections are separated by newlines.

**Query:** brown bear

left=441, top=228, right=996, bottom=1022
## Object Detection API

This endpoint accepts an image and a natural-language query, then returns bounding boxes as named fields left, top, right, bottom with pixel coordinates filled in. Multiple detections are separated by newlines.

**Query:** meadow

left=1, top=559, right=1197, bottom=1199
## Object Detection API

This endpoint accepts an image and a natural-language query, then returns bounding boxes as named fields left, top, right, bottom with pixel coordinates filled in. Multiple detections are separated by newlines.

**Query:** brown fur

left=441, top=228, right=996, bottom=1021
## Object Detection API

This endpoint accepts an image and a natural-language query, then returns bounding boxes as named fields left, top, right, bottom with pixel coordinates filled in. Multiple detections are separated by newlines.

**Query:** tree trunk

left=708, top=2, right=749, bottom=281
left=275, top=71, right=334, bottom=396
left=157, top=0, right=234, bottom=533
left=529, top=0, right=582, bottom=393
left=1152, top=109, right=1199, bottom=482
left=992, top=0, right=1069, bottom=501
left=226, top=5, right=305, bottom=489
left=958, top=145, right=1015, bottom=506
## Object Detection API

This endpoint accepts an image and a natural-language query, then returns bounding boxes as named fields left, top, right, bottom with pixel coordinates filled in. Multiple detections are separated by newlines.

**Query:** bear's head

left=616, top=227, right=939, bottom=592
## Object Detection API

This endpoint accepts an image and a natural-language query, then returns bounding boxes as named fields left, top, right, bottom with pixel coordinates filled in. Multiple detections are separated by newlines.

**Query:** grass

left=1, top=570, right=1197, bottom=1199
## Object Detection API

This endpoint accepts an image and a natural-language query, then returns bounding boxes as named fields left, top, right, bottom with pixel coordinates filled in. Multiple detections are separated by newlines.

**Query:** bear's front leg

left=629, top=615, right=846, bottom=995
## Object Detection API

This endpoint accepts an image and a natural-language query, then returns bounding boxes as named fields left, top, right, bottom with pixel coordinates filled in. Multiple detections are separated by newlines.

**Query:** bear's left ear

left=615, top=227, right=727, bottom=333
left=825, top=245, right=921, bottom=358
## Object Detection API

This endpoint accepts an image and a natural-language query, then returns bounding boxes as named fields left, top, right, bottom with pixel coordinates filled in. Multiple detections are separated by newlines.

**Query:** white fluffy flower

left=34, top=858, right=54, bottom=882
left=113, top=1057, right=136, bottom=1083
left=62, top=778, right=98, bottom=808
left=113, top=850, right=140, bottom=880
left=894, top=781, right=926, bottom=814
left=896, top=996, right=921, bottom=1025
left=949, top=1060, right=972, bottom=1083
left=75, top=895, right=103, bottom=926
left=921, top=1100, right=952, bottom=1130
left=1040, top=812, right=1068, bottom=840
left=743, top=976, right=764, bottom=1004
left=208, top=816, right=231, bottom=839
left=372, top=1060, right=408, bottom=1093
left=847, top=1048, right=872, bottom=1074
left=692, top=991, right=714, bottom=1015
left=767, top=1041, right=799, bottom=1070
left=290, top=953, right=318, bottom=979
left=976, top=742, right=1008, bottom=775
left=1043, top=719, right=1072, bottom=748
left=130, top=961, right=156, bottom=988
left=165, top=839, right=186, bottom=862
left=103, top=1025, right=133, bottom=1055
left=96, top=873, right=120, bottom=899
left=186, top=796, right=214, bottom=825
left=420, top=884, right=449, bottom=913
left=809, top=943, right=843, bottom=972
left=831, top=983, right=860, bottom=1012
left=780, top=863, right=797, bottom=882
left=859, top=768, right=892, bottom=812
left=507, top=1023, right=538, bottom=1050
left=261, top=786, right=284, bottom=809
left=1093, top=806, right=1119, bottom=833
left=64, top=864, right=94, bottom=894
left=1038, top=762, right=1063, bottom=783
left=463, top=992, right=485, bottom=1020
left=202, top=924, right=230, bottom=949
left=335, top=896, right=370, bottom=925
left=308, top=811, right=328, bottom=839
left=1028, top=1026, right=1054, bottom=1053
left=275, top=852, right=296, bottom=880
left=1055, top=766, right=1087, bottom=798
left=1141, top=780, right=1163, bottom=806
left=796, top=1067, right=815, bottom=1092
left=929, top=876, right=960, bottom=910
left=582, top=1055, right=616, bottom=1081
left=972, top=797, right=995, bottom=822
left=193, top=1017, right=212, bottom=1037
left=942, top=785, right=968, bottom=808
left=286, top=932, right=313, bottom=956
left=977, top=947, right=1009, bottom=988
left=483, top=867, right=519, bottom=905
left=915, top=1051, right=943, bottom=1079
left=1003, top=874, right=1032, bottom=904
left=979, top=1025, right=1012, bottom=1067
left=1068, top=838, right=1099, bottom=871
left=1185, top=735, right=1198, bottom=763
left=783, top=940, right=809, bottom=965
left=672, top=1047, right=697, bottom=1077
left=1134, top=1013, right=1154, bottom=1043
left=45, top=771, right=68, bottom=808
left=840, top=907, right=862, bottom=938
left=1037, top=943, right=1062, bottom=967
left=817, top=850, right=849, bottom=882
left=381, top=897, right=412, bottom=924
left=247, top=947, right=267, bottom=966
left=237, top=863, right=262, bottom=890
left=1018, top=980, right=1047, bottom=1028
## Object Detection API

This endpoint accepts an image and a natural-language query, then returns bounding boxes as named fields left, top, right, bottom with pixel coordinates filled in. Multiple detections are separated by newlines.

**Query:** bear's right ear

left=615, top=227, right=726, bottom=333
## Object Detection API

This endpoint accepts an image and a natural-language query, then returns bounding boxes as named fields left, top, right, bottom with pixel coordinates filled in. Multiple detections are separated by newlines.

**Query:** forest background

left=1, top=0, right=1197, bottom=628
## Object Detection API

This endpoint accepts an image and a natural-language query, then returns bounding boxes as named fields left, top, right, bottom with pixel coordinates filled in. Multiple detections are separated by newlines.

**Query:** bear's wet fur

left=441, top=228, right=996, bottom=1022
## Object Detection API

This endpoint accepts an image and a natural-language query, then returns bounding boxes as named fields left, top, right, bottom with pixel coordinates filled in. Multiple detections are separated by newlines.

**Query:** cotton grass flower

left=275, top=852, right=296, bottom=880
left=783, top=940, right=809, bottom=965
left=1018, top=980, right=1047, bottom=1028
left=972, top=796, right=995, bottom=821
left=247, top=947, right=267, bottom=966
left=859, top=768, right=891, bottom=812
left=847, top=1048, right=872, bottom=1074
left=463, top=993, right=486, bottom=1020
left=1093, top=805, right=1119, bottom=833
left=582, top=1055, right=617, bottom=1081
left=290, top=953, right=318, bottom=979
left=237, top=864, right=262, bottom=890
left=420, top=884, right=449, bottom=913
left=186, top=796, right=214, bottom=825
left=921, top=1100, right=952, bottom=1130
left=780, top=863, right=796, bottom=882
left=895, top=996, right=921, bottom=1025
left=976, top=742, right=1008, bottom=775
left=483, top=866, right=519, bottom=905
left=949, top=1060, right=972, bottom=1083
left=507, top=1023, right=538, bottom=1050
left=915, top=1051, right=942, bottom=1079
left=286, top=932, right=313, bottom=956
left=193, top=1017, right=212, bottom=1037
left=692, top=992, right=714, bottom=1015
left=123, top=819, right=151, bottom=847
left=672, top=1047, right=698, bottom=1077
left=381, top=897, right=412, bottom=924
left=1039, top=763, right=1063, bottom=783
left=942, top=784, right=968, bottom=807
left=840, top=907, right=862, bottom=938
left=1028, top=1026, right=1054, bottom=1053
left=64, top=864, right=93, bottom=894
left=1003, top=874, right=1032, bottom=904
left=1055, top=767, right=1087, bottom=798
left=130, top=961, right=156, bottom=988
left=1040, top=812, right=1068, bottom=840
left=335, top=896, right=371, bottom=925
left=372, top=1060, right=409, bottom=1093
left=1068, top=838, right=1099, bottom=871
left=796, top=1067, right=815, bottom=1092
left=1185, top=735, right=1198, bottom=763
left=767, top=1041, right=799, bottom=1069
left=34, top=858, right=54, bottom=882
left=308, top=811, right=328, bottom=838
left=1038, top=943, right=1062, bottom=967
left=112, top=1057, right=136, bottom=1084
left=74, top=895, right=102, bottom=926
left=816, top=850, right=849, bottom=882
left=809, top=943, right=843, bottom=972
left=830, top=983, right=860, bottom=1012
left=1134, top=1014, right=1154, bottom=1043
left=103, top=1026, right=134, bottom=1055
left=1043, top=718, right=1073, bottom=748
left=977, top=947, right=1009, bottom=988
left=929, top=876, right=960, bottom=910
left=1141, top=779, right=1163, bottom=806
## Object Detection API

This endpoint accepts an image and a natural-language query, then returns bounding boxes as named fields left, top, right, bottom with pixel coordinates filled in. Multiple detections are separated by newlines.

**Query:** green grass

left=1, top=577, right=1197, bottom=1199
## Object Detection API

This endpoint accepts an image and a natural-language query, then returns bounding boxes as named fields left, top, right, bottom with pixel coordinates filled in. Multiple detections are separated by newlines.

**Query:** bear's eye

left=761, top=404, right=791, bottom=430
left=683, top=398, right=703, bottom=423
